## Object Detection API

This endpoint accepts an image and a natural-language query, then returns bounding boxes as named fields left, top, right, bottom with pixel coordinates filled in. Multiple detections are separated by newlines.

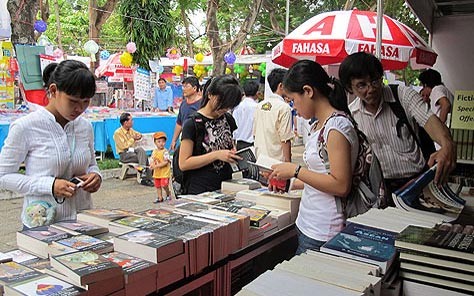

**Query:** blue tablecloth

left=0, top=116, right=177, bottom=159
left=105, top=115, right=177, bottom=158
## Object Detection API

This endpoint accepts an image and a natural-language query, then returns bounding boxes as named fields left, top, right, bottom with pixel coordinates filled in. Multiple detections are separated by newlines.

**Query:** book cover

left=102, top=251, right=157, bottom=284
left=321, top=223, right=397, bottom=273
left=229, top=147, right=257, bottom=173
left=221, top=178, right=262, bottom=192
left=396, top=225, right=474, bottom=262
left=0, top=252, right=12, bottom=264
left=5, top=273, right=87, bottom=296
left=198, top=190, right=236, bottom=202
left=51, top=251, right=123, bottom=286
left=51, top=220, right=109, bottom=236
left=237, top=207, right=271, bottom=228
left=136, top=208, right=184, bottom=223
left=0, top=261, right=41, bottom=285
left=4, top=250, right=38, bottom=265
left=52, top=234, right=113, bottom=254
left=111, top=216, right=167, bottom=230
left=16, top=226, right=72, bottom=258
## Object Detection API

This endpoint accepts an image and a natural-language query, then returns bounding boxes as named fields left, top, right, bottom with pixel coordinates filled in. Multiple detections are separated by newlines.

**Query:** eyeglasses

left=352, top=78, right=382, bottom=91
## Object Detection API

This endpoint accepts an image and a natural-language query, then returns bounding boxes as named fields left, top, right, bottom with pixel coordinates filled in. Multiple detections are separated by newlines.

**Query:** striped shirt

left=349, top=85, right=434, bottom=179
left=0, top=108, right=101, bottom=227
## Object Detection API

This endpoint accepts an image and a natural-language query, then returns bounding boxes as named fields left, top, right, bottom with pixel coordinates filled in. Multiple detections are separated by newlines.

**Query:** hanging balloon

left=224, top=52, right=236, bottom=65
left=120, top=52, right=133, bottom=67
left=36, top=34, right=51, bottom=46
left=225, top=67, right=232, bottom=74
left=234, top=64, right=244, bottom=74
left=53, top=48, right=64, bottom=59
left=83, top=40, right=99, bottom=62
left=100, top=50, right=110, bottom=60
left=126, top=42, right=137, bottom=54
left=166, top=47, right=181, bottom=60
left=194, top=53, right=204, bottom=63
left=34, top=20, right=47, bottom=33
left=172, top=65, right=183, bottom=75
left=258, top=62, right=266, bottom=72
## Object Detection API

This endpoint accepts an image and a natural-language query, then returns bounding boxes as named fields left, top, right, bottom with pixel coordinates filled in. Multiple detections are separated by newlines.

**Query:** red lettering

left=304, top=15, right=335, bottom=35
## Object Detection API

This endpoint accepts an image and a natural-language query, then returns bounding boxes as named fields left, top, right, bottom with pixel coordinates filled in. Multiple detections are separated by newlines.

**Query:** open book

left=392, top=165, right=465, bottom=222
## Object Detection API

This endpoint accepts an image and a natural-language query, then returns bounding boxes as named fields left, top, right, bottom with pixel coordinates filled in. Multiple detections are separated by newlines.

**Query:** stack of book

left=320, top=223, right=398, bottom=275
left=16, top=226, right=72, bottom=258
left=236, top=251, right=382, bottom=296
left=395, top=225, right=474, bottom=295
left=391, top=165, right=466, bottom=222
left=221, top=178, right=262, bottom=192
left=0, top=260, right=87, bottom=296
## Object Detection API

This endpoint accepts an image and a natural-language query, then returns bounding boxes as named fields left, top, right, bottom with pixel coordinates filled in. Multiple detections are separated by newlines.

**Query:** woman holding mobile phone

left=0, top=60, right=102, bottom=229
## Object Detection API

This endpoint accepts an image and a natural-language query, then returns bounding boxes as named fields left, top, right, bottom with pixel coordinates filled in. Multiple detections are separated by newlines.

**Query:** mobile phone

left=69, top=177, right=84, bottom=188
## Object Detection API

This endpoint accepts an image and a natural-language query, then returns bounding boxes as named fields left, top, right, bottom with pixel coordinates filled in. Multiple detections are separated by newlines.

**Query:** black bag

left=387, top=84, right=435, bottom=161
left=318, top=112, right=388, bottom=218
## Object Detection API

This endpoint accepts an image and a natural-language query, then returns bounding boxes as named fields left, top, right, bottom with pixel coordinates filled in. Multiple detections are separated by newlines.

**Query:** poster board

left=451, top=91, right=474, bottom=130
left=0, top=41, right=14, bottom=108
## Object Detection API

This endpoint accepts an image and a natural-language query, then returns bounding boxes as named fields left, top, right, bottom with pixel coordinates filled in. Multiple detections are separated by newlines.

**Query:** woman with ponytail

left=268, top=60, right=359, bottom=254
left=178, top=75, right=243, bottom=194
left=0, top=60, right=101, bottom=228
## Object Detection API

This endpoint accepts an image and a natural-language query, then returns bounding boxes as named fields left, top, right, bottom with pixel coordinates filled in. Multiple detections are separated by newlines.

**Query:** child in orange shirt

left=150, top=131, right=171, bottom=203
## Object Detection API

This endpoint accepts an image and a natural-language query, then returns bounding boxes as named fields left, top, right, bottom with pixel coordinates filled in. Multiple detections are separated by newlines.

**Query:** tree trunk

left=263, top=0, right=284, bottom=35
left=8, top=0, right=39, bottom=43
left=54, top=0, right=63, bottom=51
left=206, top=0, right=264, bottom=76
left=180, top=6, right=194, bottom=56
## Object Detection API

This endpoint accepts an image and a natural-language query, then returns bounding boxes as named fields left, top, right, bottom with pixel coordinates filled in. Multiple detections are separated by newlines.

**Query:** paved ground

left=0, top=145, right=305, bottom=252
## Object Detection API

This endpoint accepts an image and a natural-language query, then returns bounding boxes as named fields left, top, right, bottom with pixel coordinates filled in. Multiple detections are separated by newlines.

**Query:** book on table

left=102, top=251, right=158, bottom=285
left=108, top=215, right=167, bottom=234
left=0, top=261, right=43, bottom=290
left=236, top=207, right=271, bottom=228
left=399, top=250, right=474, bottom=274
left=320, top=223, right=397, bottom=274
left=113, top=230, right=184, bottom=264
left=4, top=250, right=38, bottom=266
left=49, top=234, right=113, bottom=255
left=50, top=220, right=109, bottom=236
left=3, top=271, right=87, bottom=296
left=50, top=251, right=123, bottom=286
left=402, top=278, right=473, bottom=296
left=136, top=208, right=184, bottom=223
left=221, top=178, right=262, bottom=192
left=0, top=252, right=12, bottom=264
left=76, top=209, right=134, bottom=228
left=399, top=271, right=474, bottom=295
left=395, top=225, right=474, bottom=262
left=399, top=261, right=474, bottom=285
left=392, top=165, right=465, bottom=222
left=16, top=226, right=72, bottom=258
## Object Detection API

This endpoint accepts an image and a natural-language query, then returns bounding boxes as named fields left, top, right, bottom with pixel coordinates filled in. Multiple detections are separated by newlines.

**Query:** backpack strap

left=317, top=112, right=350, bottom=172
left=387, top=84, right=422, bottom=149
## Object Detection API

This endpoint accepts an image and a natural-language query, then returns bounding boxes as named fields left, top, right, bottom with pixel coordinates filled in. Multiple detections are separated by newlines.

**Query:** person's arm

left=281, top=140, right=292, bottom=162
left=170, top=124, right=182, bottom=151
left=269, top=129, right=353, bottom=197
left=423, top=115, right=456, bottom=184
left=437, top=97, right=451, bottom=124
left=80, top=124, right=102, bottom=193
left=178, top=139, right=239, bottom=171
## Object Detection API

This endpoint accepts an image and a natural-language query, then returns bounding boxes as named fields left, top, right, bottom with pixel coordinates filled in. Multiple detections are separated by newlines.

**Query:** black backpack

left=387, top=84, right=435, bottom=161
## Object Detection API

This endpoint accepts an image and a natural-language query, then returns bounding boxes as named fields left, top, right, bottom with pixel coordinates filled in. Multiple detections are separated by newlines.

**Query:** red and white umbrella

left=95, top=53, right=134, bottom=82
left=272, top=9, right=437, bottom=70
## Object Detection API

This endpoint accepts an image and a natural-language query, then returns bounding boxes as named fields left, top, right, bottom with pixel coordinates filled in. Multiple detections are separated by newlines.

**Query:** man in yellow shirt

left=113, top=112, right=153, bottom=186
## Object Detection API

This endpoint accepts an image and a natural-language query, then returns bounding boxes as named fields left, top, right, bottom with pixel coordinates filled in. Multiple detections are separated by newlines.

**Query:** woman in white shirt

left=0, top=60, right=102, bottom=228
left=269, top=60, right=359, bottom=254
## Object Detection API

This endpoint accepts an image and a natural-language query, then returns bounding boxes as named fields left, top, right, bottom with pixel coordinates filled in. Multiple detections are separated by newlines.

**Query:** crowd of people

left=0, top=53, right=457, bottom=255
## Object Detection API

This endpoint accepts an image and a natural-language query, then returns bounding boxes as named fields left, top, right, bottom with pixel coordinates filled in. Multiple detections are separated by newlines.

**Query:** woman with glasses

left=339, top=52, right=455, bottom=193
left=0, top=60, right=102, bottom=229
left=268, top=60, right=359, bottom=254
left=178, top=75, right=243, bottom=194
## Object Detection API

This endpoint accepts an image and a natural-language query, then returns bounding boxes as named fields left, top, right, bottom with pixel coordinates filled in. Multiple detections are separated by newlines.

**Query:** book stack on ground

left=395, top=224, right=474, bottom=295
left=347, top=207, right=444, bottom=233
left=236, top=188, right=301, bottom=223
left=236, top=251, right=382, bottom=296
left=0, top=261, right=86, bottom=296
left=320, top=223, right=398, bottom=275
left=16, top=226, right=72, bottom=258
left=47, top=250, right=124, bottom=296
left=102, top=251, right=158, bottom=296
left=392, top=165, right=466, bottom=222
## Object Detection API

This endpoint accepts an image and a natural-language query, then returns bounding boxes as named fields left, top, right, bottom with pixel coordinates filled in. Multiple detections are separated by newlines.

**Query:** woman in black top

left=179, top=75, right=243, bottom=194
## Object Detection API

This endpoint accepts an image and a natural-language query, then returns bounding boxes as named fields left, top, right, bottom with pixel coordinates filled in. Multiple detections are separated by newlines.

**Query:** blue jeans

left=295, top=227, right=326, bottom=255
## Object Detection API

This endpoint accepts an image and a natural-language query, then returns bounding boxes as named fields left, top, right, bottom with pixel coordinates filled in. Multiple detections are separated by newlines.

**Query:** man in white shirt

left=233, top=80, right=259, bottom=151
left=253, top=69, right=293, bottom=162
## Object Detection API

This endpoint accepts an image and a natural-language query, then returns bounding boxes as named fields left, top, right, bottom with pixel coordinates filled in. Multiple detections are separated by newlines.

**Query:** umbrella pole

left=376, top=0, right=383, bottom=59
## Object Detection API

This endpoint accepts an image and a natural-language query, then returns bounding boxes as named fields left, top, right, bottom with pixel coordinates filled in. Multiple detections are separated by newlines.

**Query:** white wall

left=432, top=14, right=474, bottom=92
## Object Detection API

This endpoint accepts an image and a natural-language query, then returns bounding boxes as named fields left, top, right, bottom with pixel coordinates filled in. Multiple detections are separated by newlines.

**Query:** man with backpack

left=339, top=52, right=456, bottom=196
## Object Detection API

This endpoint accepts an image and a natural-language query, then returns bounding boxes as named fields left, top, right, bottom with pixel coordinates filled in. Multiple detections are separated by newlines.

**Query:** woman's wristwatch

left=294, top=164, right=302, bottom=178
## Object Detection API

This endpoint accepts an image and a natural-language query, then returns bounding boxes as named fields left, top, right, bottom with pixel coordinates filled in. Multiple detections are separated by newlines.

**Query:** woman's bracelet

left=294, top=164, right=302, bottom=178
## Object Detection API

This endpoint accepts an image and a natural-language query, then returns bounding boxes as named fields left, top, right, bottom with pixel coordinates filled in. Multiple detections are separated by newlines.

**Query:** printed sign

left=451, top=90, right=474, bottom=130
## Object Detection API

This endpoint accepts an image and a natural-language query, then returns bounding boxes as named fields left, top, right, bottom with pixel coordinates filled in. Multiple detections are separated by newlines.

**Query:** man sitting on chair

left=113, top=112, right=153, bottom=186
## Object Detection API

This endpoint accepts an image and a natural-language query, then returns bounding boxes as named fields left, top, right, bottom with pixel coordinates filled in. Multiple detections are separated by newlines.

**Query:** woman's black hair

left=338, top=52, right=384, bottom=93
left=201, top=75, right=243, bottom=111
left=283, top=60, right=351, bottom=116
left=43, top=60, right=96, bottom=99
